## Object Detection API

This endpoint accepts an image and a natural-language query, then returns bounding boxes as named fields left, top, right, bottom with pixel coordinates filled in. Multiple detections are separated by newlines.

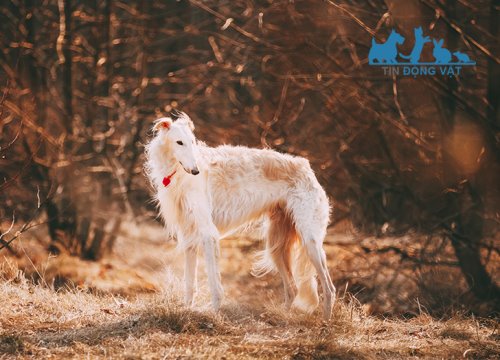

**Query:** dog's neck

left=154, top=138, right=182, bottom=180
left=163, top=161, right=179, bottom=178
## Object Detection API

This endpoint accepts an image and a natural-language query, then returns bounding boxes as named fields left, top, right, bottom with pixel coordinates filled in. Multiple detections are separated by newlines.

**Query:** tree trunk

left=48, top=0, right=78, bottom=255
left=487, top=0, right=499, bottom=128
left=450, top=183, right=499, bottom=301
left=445, top=0, right=499, bottom=302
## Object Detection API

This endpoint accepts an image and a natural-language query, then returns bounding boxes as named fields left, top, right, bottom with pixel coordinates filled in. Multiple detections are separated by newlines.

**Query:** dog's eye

left=176, top=141, right=184, bottom=145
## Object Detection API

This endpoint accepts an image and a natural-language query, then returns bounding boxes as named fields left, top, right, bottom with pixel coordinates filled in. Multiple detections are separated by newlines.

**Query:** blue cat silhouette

left=369, top=30, right=405, bottom=64
left=399, top=27, right=430, bottom=64
left=432, top=39, right=452, bottom=63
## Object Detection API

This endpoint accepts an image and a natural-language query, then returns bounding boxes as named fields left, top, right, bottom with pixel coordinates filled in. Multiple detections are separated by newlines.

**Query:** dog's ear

left=186, top=118, right=195, bottom=131
left=175, top=111, right=195, bottom=131
left=153, top=117, right=173, bottom=132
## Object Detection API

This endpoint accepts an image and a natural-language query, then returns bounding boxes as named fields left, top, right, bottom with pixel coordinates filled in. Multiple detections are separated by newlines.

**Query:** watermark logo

left=368, top=27, right=475, bottom=77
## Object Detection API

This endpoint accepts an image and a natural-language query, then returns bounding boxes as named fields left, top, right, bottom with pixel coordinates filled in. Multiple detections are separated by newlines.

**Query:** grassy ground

left=0, top=221, right=498, bottom=359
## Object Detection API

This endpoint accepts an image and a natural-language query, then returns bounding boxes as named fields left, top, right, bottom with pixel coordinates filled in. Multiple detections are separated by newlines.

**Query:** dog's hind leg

left=184, top=246, right=198, bottom=306
left=290, top=192, right=335, bottom=319
left=291, top=243, right=319, bottom=313
left=268, top=206, right=297, bottom=307
left=301, top=235, right=335, bottom=320
left=287, top=187, right=335, bottom=320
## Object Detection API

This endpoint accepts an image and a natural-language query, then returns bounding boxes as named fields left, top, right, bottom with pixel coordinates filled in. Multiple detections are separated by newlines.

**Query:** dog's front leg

left=202, top=232, right=224, bottom=311
left=184, top=246, right=198, bottom=306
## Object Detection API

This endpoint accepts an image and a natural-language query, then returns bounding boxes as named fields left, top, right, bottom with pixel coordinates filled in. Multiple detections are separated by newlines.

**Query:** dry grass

left=1, top=277, right=498, bottom=359
left=0, top=220, right=498, bottom=359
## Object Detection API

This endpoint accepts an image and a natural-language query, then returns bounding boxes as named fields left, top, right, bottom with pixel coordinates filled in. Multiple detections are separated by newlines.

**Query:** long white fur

left=145, top=113, right=336, bottom=319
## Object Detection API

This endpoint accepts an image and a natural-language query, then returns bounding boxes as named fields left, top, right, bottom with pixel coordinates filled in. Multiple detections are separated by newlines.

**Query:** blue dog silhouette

left=369, top=30, right=405, bottom=64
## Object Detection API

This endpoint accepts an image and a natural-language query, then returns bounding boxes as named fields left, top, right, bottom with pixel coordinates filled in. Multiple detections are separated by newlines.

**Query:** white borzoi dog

left=145, top=113, right=336, bottom=319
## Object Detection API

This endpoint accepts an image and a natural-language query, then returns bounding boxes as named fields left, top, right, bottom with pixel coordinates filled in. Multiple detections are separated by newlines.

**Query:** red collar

left=162, top=169, right=177, bottom=187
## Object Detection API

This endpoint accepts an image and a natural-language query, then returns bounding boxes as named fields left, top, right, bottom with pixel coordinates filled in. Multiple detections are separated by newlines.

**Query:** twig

left=105, top=155, right=135, bottom=217
left=360, top=245, right=459, bottom=267
left=0, top=213, right=15, bottom=242
left=208, top=36, right=223, bottom=63
left=261, top=77, right=289, bottom=147
left=324, top=0, right=376, bottom=36
left=189, top=0, right=282, bottom=50
left=0, top=214, right=18, bottom=255
left=392, top=73, right=408, bottom=124
left=56, top=0, right=68, bottom=64
left=0, top=188, right=51, bottom=252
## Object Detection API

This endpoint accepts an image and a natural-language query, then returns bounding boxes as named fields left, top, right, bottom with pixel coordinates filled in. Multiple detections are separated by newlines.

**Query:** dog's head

left=152, top=113, right=199, bottom=175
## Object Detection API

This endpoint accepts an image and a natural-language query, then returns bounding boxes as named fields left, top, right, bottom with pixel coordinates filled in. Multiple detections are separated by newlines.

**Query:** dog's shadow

left=29, top=307, right=227, bottom=349
left=26, top=300, right=321, bottom=350
left=25, top=303, right=262, bottom=349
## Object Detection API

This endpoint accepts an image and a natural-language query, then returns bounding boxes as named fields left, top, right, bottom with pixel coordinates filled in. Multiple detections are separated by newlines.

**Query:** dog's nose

left=191, top=169, right=199, bottom=175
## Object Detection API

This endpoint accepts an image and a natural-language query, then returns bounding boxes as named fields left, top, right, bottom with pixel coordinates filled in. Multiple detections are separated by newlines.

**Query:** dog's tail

left=251, top=208, right=294, bottom=278
left=251, top=247, right=276, bottom=277
left=251, top=206, right=319, bottom=313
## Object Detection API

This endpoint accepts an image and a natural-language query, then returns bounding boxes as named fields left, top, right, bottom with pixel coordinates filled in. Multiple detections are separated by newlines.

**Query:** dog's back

left=200, top=145, right=329, bottom=234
